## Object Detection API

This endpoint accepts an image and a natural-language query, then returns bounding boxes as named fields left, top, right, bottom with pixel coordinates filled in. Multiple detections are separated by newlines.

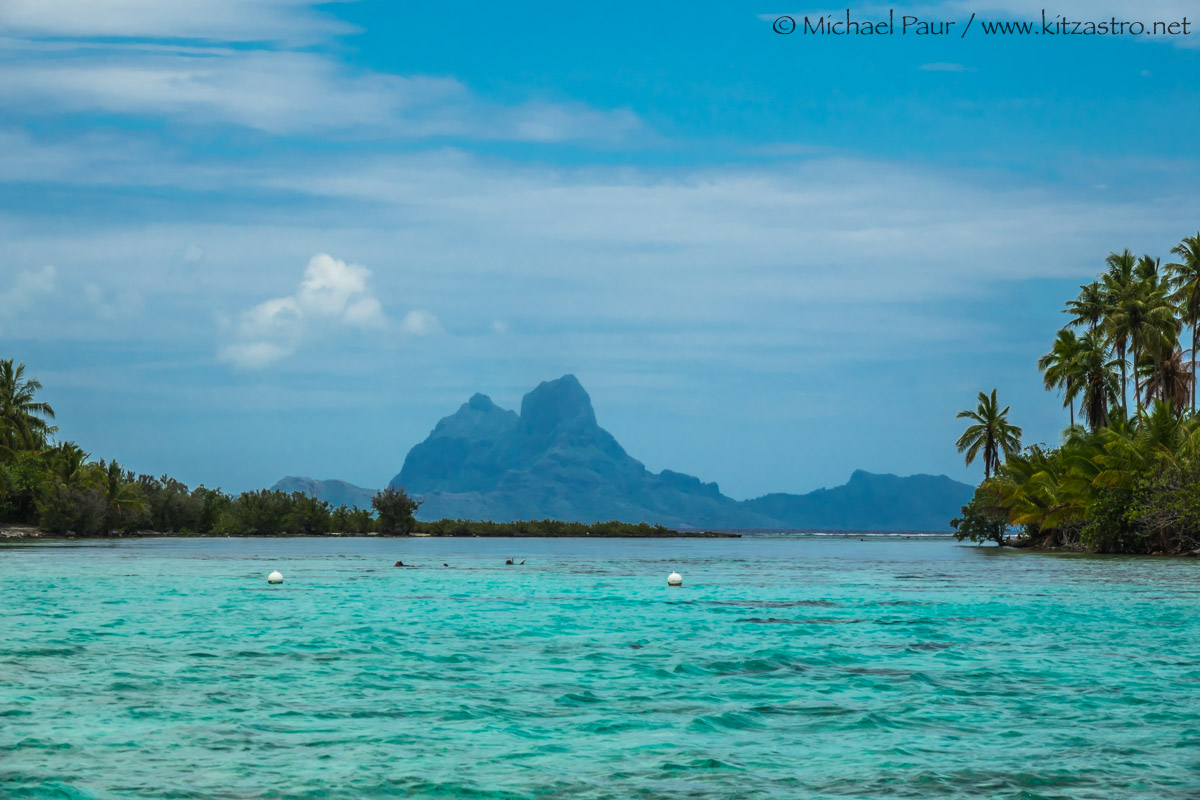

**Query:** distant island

left=276, top=374, right=973, bottom=531
left=952, top=233, right=1200, bottom=556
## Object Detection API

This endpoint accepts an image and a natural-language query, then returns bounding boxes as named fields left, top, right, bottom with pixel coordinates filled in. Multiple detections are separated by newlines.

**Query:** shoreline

left=1003, top=542, right=1200, bottom=558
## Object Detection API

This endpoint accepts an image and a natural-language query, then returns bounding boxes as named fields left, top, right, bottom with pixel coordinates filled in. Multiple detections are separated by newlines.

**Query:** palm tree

left=1107, top=278, right=1179, bottom=417
left=1038, top=328, right=1083, bottom=428
left=0, top=359, right=56, bottom=453
left=956, top=389, right=1023, bottom=478
left=1064, top=281, right=1108, bottom=332
left=48, top=442, right=91, bottom=486
left=1074, top=329, right=1122, bottom=430
left=99, top=460, right=147, bottom=526
left=1140, top=346, right=1192, bottom=412
left=1167, top=233, right=1200, bottom=412
left=1102, top=249, right=1137, bottom=412
left=1136, top=254, right=1163, bottom=283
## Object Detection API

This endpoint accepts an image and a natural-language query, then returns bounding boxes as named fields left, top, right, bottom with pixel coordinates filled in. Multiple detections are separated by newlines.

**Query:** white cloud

left=219, top=253, right=388, bottom=369
left=344, top=297, right=385, bottom=328
left=0, top=0, right=351, bottom=44
left=491, top=320, right=510, bottom=334
left=400, top=310, right=440, bottom=337
left=5, top=145, right=1198, bottom=369
left=8, top=148, right=1197, bottom=320
left=295, top=253, right=372, bottom=318
left=217, top=341, right=295, bottom=370
left=0, top=51, right=457, bottom=136
left=239, top=296, right=303, bottom=340
left=0, top=19, right=642, bottom=140
left=251, top=152, right=1191, bottom=299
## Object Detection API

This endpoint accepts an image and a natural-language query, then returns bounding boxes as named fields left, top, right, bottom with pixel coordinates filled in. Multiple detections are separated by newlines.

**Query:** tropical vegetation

left=952, top=232, right=1200, bottom=554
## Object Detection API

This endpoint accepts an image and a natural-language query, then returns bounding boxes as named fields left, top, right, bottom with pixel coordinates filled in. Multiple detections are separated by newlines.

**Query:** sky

left=2, top=0, right=1199, bottom=499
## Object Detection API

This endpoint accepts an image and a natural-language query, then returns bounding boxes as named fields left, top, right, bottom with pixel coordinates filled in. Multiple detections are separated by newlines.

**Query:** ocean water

left=2, top=535, right=1199, bottom=800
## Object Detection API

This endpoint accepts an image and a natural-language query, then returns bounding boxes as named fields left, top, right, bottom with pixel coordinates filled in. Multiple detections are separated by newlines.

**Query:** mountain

left=274, top=375, right=974, bottom=529
left=741, top=470, right=976, bottom=531
left=372, top=374, right=972, bottom=530
left=271, top=476, right=377, bottom=510
left=392, top=375, right=778, bottom=529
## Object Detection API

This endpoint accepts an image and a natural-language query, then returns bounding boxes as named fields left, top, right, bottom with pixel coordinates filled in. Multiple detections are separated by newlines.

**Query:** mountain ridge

left=272, top=374, right=972, bottom=530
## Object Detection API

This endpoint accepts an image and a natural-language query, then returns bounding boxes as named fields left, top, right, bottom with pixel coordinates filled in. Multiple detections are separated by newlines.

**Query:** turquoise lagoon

left=2, top=535, right=1199, bottom=799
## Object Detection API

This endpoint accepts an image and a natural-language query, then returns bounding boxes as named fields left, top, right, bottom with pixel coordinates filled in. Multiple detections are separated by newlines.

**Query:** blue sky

left=2, top=0, right=1199, bottom=498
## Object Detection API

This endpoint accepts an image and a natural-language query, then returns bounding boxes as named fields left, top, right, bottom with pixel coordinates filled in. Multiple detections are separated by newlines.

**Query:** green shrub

left=372, top=486, right=420, bottom=534
left=950, top=489, right=1009, bottom=545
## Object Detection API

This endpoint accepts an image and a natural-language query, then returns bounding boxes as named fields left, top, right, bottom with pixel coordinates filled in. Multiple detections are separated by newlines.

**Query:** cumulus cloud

left=295, top=254, right=380, bottom=320
left=219, top=253, right=390, bottom=369
left=345, top=297, right=385, bottom=327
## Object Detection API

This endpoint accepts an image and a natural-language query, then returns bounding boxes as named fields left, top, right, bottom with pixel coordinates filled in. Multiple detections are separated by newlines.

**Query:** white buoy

left=267, top=570, right=283, bottom=584
left=667, top=571, right=682, bottom=587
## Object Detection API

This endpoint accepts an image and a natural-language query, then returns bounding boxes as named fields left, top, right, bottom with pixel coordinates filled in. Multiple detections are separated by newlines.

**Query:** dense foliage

left=0, top=359, right=694, bottom=538
left=0, top=444, right=399, bottom=537
left=953, top=233, right=1200, bottom=554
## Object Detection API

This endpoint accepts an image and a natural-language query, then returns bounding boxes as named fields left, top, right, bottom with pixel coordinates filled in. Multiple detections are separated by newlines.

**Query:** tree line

left=0, top=358, right=422, bottom=536
left=952, top=233, right=1200, bottom=554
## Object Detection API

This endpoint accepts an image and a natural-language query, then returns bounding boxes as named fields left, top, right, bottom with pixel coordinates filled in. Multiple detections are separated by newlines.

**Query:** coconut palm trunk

left=1133, top=340, right=1142, bottom=418
left=1118, top=343, right=1129, bottom=415
left=1166, top=234, right=1200, bottom=414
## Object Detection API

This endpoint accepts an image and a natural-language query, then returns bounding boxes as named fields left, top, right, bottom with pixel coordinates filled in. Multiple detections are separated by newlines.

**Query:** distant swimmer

left=395, top=560, right=404, bottom=567
left=443, top=563, right=449, bottom=567
left=505, top=558, right=513, bottom=565
left=394, top=560, right=415, bottom=567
